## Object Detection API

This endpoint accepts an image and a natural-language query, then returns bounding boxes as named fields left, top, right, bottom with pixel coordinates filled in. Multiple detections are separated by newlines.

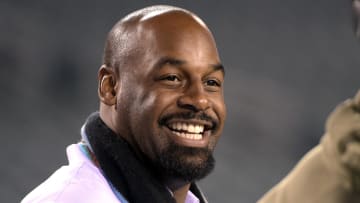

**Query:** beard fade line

left=156, top=141, right=215, bottom=182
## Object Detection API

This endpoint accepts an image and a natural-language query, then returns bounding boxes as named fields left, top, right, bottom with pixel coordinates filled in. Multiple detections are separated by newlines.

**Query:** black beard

left=155, top=141, right=215, bottom=182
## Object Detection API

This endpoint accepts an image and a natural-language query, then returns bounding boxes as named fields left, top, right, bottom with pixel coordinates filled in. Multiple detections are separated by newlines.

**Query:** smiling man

left=22, top=5, right=225, bottom=203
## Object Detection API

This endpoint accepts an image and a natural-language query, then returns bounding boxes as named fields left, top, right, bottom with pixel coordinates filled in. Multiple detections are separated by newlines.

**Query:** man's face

left=115, top=12, right=226, bottom=181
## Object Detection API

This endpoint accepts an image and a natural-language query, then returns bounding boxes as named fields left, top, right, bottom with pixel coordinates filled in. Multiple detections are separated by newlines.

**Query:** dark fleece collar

left=83, top=112, right=208, bottom=203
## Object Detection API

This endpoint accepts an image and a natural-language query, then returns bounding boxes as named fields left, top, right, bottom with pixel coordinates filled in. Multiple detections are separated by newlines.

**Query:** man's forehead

left=127, top=8, right=220, bottom=62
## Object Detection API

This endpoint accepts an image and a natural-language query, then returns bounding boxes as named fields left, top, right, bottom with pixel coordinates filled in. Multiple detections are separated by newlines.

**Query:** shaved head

left=98, top=5, right=225, bottom=186
left=102, top=5, right=213, bottom=75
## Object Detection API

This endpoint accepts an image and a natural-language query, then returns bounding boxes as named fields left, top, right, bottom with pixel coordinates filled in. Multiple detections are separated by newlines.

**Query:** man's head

left=98, top=5, right=226, bottom=183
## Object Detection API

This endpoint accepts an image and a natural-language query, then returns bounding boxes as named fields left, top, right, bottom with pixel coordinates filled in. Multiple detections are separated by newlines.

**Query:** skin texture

left=97, top=5, right=226, bottom=203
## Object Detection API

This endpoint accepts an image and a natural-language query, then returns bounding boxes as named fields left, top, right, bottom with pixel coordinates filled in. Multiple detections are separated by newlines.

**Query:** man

left=258, top=1, right=360, bottom=202
left=22, top=5, right=225, bottom=203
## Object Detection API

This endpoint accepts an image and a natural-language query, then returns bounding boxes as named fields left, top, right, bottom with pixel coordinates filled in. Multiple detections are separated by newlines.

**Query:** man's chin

left=157, top=145, right=215, bottom=182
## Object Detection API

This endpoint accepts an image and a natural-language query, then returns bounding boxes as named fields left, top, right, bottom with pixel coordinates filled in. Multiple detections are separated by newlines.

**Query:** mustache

left=159, top=111, right=218, bottom=129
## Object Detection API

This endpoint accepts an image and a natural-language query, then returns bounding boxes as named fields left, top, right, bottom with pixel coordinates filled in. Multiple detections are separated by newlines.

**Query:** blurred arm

left=258, top=90, right=360, bottom=203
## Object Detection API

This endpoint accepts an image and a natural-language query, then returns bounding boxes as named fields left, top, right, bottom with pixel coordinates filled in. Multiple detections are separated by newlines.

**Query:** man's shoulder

left=21, top=144, right=119, bottom=203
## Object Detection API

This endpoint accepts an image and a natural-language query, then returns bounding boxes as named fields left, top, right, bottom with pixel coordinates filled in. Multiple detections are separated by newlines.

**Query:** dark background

left=1, top=0, right=359, bottom=202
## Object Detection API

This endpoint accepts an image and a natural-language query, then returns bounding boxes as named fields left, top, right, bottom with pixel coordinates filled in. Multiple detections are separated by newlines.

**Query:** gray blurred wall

left=1, top=0, right=360, bottom=202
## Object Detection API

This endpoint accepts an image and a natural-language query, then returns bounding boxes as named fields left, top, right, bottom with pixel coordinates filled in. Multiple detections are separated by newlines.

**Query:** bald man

left=258, top=1, right=360, bottom=202
left=22, top=5, right=225, bottom=203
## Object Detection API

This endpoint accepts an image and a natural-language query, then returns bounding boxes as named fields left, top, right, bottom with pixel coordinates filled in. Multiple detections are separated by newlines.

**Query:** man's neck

left=172, top=183, right=191, bottom=203
left=164, top=177, right=191, bottom=203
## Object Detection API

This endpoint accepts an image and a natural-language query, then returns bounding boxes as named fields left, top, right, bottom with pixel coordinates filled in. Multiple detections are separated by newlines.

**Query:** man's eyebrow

left=155, top=56, right=225, bottom=75
left=155, top=57, right=186, bottom=69
left=212, top=63, right=225, bottom=75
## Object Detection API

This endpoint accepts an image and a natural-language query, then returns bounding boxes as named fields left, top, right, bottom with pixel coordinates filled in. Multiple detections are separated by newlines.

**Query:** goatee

left=156, top=142, right=215, bottom=182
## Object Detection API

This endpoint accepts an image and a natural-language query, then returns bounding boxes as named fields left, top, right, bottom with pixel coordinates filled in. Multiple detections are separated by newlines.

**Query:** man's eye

left=163, top=75, right=180, bottom=82
left=157, top=75, right=182, bottom=87
left=205, top=79, right=221, bottom=87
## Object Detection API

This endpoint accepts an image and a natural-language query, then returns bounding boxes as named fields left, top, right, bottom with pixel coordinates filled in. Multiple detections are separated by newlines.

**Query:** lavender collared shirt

left=21, top=144, right=200, bottom=203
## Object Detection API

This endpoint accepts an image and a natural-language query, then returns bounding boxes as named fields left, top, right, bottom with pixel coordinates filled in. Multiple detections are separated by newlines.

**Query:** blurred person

left=258, top=1, right=360, bottom=202
left=353, top=0, right=360, bottom=37
left=22, top=5, right=225, bottom=203
left=258, top=91, right=360, bottom=203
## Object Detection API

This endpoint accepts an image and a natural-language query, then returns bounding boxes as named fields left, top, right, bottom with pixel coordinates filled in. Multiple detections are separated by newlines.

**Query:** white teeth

left=169, top=122, right=205, bottom=134
left=182, top=123, right=187, bottom=131
left=174, top=132, right=203, bottom=140
left=196, top=125, right=204, bottom=133
left=177, top=123, right=182, bottom=130
left=188, top=125, right=195, bottom=133
left=169, top=122, right=205, bottom=140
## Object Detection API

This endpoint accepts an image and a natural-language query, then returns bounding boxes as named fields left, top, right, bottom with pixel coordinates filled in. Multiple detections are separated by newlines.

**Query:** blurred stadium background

left=1, top=0, right=359, bottom=202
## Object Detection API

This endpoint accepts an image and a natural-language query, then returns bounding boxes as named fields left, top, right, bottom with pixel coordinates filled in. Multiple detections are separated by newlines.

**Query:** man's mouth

left=158, top=112, right=217, bottom=147
left=162, top=120, right=214, bottom=147
left=167, top=122, right=205, bottom=140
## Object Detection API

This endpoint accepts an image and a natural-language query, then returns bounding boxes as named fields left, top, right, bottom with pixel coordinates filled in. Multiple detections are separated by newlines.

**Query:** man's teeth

left=170, top=123, right=204, bottom=134
left=173, top=131, right=202, bottom=140
left=169, top=123, right=204, bottom=140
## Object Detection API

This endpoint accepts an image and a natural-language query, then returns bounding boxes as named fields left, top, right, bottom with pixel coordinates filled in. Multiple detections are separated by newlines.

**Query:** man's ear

left=98, top=65, right=118, bottom=106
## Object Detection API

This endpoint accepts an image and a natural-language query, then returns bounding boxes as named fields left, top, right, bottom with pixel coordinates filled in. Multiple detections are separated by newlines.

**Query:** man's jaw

left=156, top=140, right=215, bottom=183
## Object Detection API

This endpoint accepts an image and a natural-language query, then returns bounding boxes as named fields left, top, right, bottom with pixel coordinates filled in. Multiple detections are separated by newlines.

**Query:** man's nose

left=177, top=83, right=210, bottom=112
